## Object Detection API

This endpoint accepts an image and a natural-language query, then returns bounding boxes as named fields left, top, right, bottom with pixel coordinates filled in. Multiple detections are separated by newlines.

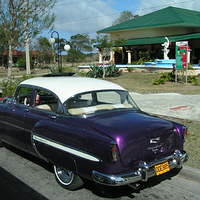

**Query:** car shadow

left=0, top=167, right=49, bottom=200
left=4, top=143, right=53, bottom=173
left=84, top=168, right=181, bottom=198
left=3, top=144, right=181, bottom=199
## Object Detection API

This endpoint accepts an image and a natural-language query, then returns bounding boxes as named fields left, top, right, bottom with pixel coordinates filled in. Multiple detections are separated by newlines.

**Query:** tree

left=65, top=34, right=92, bottom=64
left=92, top=34, right=113, bottom=78
left=0, top=27, right=7, bottom=55
left=92, top=34, right=112, bottom=50
left=66, top=49, right=86, bottom=66
left=35, top=37, right=52, bottom=65
left=0, top=1, right=25, bottom=77
left=93, top=34, right=127, bottom=77
left=70, top=34, right=92, bottom=52
left=113, top=11, right=139, bottom=25
left=0, top=0, right=55, bottom=78
left=23, top=0, right=55, bottom=74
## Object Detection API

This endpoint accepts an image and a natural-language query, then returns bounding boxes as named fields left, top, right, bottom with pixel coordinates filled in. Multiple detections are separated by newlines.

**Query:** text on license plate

left=154, top=161, right=170, bottom=176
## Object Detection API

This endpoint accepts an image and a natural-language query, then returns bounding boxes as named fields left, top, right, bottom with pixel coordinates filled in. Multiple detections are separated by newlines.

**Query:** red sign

left=179, top=45, right=187, bottom=68
left=176, top=41, right=189, bottom=69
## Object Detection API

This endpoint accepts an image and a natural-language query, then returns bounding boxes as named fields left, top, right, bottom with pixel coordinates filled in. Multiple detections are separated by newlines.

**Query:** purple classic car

left=0, top=77, right=188, bottom=190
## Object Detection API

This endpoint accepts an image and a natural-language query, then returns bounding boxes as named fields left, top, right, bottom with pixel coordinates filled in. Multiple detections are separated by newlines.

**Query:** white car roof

left=20, top=77, right=126, bottom=103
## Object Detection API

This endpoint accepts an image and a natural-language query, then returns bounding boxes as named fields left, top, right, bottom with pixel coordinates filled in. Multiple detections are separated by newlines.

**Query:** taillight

left=183, top=127, right=189, bottom=136
left=174, top=126, right=189, bottom=136
left=111, top=144, right=118, bottom=162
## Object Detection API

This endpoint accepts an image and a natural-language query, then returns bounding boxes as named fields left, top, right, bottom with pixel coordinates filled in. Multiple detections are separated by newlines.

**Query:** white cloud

left=137, top=0, right=200, bottom=15
left=54, top=0, right=119, bottom=34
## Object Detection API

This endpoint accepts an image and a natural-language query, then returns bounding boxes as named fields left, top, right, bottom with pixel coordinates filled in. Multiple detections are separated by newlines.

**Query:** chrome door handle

left=50, top=115, right=57, bottom=120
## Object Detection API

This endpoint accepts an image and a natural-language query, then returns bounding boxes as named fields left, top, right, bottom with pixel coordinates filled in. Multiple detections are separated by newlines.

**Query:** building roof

left=20, top=77, right=125, bottom=103
left=120, top=32, right=200, bottom=46
left=2, top=50, right=40, bottom=56
left=3, top=50, right=23, bottom=56
left=98, top=6, right=200, bottom=33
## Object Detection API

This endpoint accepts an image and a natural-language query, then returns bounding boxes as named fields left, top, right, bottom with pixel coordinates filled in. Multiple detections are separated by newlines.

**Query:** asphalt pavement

left=1, top=147, right=200, bottom=200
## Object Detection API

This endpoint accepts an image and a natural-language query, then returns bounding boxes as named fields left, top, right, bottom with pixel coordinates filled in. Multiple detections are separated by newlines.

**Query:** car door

left=22, top=87, right=63, bottom=153
left=3, top=86, right=34, bottom=152
left=24, top=88, right=88, bottom=167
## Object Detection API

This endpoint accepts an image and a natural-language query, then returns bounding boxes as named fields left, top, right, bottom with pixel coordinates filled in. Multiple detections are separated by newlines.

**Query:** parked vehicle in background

left=0, top=77, right=188, bottom=190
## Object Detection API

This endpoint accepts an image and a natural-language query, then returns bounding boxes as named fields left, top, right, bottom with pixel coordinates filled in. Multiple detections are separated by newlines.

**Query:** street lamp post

left=49, top=31, right=61, bottom=72
left=49, top=31, right=71, bottom=73
left=60, top=40, right=71, bottom=71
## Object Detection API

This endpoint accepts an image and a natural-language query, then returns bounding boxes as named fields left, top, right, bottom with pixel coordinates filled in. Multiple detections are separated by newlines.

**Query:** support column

left=109, top=50, right=115, bottom=64
left=187, top=50, right=191, bottom=64
left=98, top=50, right=103, bottom=63
left=127, top=50, right=132, bottom=64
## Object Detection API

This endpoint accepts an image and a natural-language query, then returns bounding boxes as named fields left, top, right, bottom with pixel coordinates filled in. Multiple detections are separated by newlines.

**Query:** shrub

left=188, top=76, right=200, bottom=85
left=87, top=65, right=103, bottom=78
left=153, top=72, right=200, bottom=85
left=87, top=64, right=121, bottom=78
left=127, top=67, right=134, bottom=72
left=0, top=75, right=32, bottom=97
left=49, top=65, right=59, bottom=73
left=15, top=57, right=34, bottom=69
left=152, top=78, right=165, bottom=85
left=153, top=72, right=174, bottom=85
left=16, top=57, right=26, bottom=69
left=131, top=57, right=153, bottom=65
left=105, top=65, right=122, bottom=77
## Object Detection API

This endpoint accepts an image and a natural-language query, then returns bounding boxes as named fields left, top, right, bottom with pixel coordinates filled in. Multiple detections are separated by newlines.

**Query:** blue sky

left=43, top=0, right=200, bottom=40
left=102, top=0, right=140, bottom=12
left=43, top=0, right=141, bottom=40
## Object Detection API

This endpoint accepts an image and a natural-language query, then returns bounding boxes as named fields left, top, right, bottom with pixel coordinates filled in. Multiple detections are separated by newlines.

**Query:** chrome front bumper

left=92, top=150, right=188, bottom=186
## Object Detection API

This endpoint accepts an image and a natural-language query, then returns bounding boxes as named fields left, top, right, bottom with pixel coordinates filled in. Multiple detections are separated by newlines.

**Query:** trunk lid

left=88, top=110, right=179, bottom=167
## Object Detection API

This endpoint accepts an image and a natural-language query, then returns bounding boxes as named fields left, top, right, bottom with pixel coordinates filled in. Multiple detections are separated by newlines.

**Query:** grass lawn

left=158, top=116, right=200, bottom=169
left=107, top=72, right=200, bottom=94
left=0, top=68, right=50, bottom=78
left=183, top=120, right=200, bottom=169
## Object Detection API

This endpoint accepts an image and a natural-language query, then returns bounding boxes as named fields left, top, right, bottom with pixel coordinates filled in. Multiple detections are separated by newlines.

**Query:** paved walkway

left=130, top=92, right=200, bottom=121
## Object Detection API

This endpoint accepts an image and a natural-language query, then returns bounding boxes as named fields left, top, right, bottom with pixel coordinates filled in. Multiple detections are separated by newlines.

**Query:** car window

left=78, top=93, right=92, bottom=101
left=64, top=90, right=138, bottom=116
left=34, top=89, right=60, bottom=113
left=15, top=86, right=33, bottom=106
left=97, top=91, right=121, bottom=104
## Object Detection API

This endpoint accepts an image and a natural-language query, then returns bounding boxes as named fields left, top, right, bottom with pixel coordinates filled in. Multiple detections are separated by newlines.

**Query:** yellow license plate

left=154, top=161, right=170, bottom=176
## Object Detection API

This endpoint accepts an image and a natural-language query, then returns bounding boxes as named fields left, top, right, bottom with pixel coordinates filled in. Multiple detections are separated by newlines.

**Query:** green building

left=98, top=6, right=200, bottom=64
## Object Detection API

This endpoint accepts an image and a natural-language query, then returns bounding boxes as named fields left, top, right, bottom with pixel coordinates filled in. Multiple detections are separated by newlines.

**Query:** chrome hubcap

left=54, top=166, right=74, bottom=185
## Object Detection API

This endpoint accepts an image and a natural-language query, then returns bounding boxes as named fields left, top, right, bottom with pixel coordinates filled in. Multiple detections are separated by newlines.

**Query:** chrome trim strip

left=92, top=150, right=188, bottom=186
left=32, top=135, right=100, bottom=162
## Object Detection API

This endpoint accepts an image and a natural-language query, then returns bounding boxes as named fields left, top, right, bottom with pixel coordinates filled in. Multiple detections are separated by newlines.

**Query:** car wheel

left=53, top=165, right=83, bottom=190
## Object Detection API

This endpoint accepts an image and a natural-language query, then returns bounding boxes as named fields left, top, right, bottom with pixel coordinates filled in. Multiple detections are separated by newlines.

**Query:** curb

left=178, top=165, right=200, bottom=183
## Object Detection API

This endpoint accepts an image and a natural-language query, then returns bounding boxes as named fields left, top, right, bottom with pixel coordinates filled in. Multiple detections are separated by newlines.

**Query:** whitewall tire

left=53, top=165, right=83, bottom=190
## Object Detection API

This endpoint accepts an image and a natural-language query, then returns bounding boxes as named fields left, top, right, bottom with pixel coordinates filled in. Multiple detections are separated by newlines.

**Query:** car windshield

left=64, top=90, right=138, bottom=116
